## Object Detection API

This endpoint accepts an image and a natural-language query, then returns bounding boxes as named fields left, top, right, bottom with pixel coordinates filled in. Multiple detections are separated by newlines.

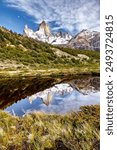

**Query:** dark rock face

left=67, top=29, right=100, bottom=51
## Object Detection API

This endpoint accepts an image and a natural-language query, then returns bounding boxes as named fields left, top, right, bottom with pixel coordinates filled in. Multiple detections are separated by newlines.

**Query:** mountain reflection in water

left=5, top=77, right=100, bottom=116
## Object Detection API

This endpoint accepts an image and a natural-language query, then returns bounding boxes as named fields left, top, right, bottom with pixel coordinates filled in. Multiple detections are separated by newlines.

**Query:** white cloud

left=4, top=0, right=100, bottom=34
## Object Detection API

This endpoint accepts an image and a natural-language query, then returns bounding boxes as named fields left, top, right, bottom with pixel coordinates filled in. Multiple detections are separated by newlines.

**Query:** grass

left=0, top=105, right=100, bottom=150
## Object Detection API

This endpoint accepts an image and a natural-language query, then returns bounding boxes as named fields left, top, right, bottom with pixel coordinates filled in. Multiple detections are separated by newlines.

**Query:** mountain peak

left=67, top=29, right=100, bottom=50
left=40, top=20, right=46, bottom=26
left=37, top=20, right=51, bottom=36
left=23, top=20, right=72, bottom=45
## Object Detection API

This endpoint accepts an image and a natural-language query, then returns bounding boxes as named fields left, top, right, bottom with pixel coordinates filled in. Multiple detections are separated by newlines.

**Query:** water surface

left=2, top=76, right=100, bottom=116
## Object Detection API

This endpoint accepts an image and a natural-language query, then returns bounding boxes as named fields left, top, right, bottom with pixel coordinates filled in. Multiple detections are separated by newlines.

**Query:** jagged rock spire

left=37, top=20, right=51, bottom=36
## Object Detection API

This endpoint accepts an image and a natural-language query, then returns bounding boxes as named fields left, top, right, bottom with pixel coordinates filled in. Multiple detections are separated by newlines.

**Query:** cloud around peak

left=4, top=0, right=100, bottom=34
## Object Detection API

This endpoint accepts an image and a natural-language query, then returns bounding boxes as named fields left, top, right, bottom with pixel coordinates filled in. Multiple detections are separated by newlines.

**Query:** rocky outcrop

left=67, top=29, right=100, bottom=51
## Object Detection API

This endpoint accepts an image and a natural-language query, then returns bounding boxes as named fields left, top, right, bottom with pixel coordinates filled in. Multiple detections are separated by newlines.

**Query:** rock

left=67, top=29, right=100, bottom=51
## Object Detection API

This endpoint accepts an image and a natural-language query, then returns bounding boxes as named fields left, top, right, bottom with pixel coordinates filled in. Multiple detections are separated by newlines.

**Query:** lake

left=0, top=75, right=100, bottom=116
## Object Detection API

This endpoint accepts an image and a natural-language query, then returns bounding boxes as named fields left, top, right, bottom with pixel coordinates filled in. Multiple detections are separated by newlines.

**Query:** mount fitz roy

left=23, top=21, right=100, bottom=50
left=23, top=21, right=72, bottom=45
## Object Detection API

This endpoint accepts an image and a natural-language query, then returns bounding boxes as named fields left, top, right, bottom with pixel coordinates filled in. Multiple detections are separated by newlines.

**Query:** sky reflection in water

left=5, top=83, right=100, bottom=116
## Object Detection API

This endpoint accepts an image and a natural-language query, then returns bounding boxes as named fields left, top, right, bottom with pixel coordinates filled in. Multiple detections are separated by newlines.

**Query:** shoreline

left=0, top=66, right=100, bottom=78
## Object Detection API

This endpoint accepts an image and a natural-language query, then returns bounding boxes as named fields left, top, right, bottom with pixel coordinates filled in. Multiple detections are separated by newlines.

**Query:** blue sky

left=0, top=0, right=100, bottom=35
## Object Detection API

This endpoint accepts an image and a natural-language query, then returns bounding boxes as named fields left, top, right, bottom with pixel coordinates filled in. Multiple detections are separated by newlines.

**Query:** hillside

left=0, top=27, right=100, bottom=76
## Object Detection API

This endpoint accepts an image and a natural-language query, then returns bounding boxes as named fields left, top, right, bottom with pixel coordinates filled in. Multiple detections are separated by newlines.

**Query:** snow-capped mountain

left=23, top=21, right=100, bottom=50
left=67, top=29, right=100, bottom=51
left=23, top=21, right=72, bottom=45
